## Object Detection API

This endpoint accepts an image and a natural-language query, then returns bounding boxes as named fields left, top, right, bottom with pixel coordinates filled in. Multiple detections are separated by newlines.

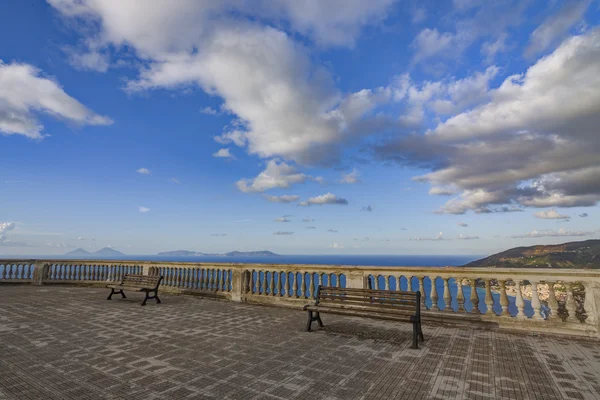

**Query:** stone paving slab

left=1, top=286, right=600, bottom=399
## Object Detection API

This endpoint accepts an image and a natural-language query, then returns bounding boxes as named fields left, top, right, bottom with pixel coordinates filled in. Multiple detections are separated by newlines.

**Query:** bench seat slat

left=308, top=303, right=417, bottom=315
left=321, top=287, right=416, bottom=296
left=319, top=299, right=418, bottom=311
left=305, top=305, right=414, bottom=322
left=319, top=293, right=417, bottom=304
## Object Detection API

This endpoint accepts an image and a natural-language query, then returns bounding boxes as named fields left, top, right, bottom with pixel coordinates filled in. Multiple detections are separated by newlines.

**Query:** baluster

left=456, top=278, right=465, bottom=312
left=498, top=280, right=509, bottom=316
left=530, top=281, right=543, bottom=320
left=337, top=273, right=342, bottom=288
left=226, top=270, right=231, bottom=291
left=259, top=271, right=265, bottom=295
left=565, top=282, right=578, bottom=322
left=384, top=275, right=390, bottom=291
left=545, top=282, right=558, bottom=320
left=309, top=273, right=315, bottom=299
left=406, top=276, right=412, bottom=292
left=293, top=273, right=299, bottom=298
left=299, top=273, right=306, bottom=298
left=430, top=277, right=439, bottom=311
left=218, top=269, right=224, bottom=291
left=210, top=268, right=216, bottom=291
left=194, top=268, right=201, bottom=289
left=8, top=264, right=14, bottom=279
left=514, top=280, right=526, bottom=319
left=0, top=264, right=5, bottom=280
left=277, top=271, right=283, bottom=296
left=484, top=279, right=494, bottom=315
left=248, top=270, right=254, bottom=294
left=269, top=271, right=275, bottom=296
left=470, top=279, right=480, bottom=314
left=286, top=272, right=292, bottom=297
left=443, top=278, right=451, bottom=311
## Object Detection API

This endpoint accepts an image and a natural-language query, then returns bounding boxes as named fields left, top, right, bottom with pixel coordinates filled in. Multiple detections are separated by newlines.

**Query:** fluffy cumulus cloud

left=457, top=222, right=469, bottom=227
left=0, top=61, right=112, bottom=139
left=0, top=222, right=16, bottom=243
left=378, top=29, right=600, bottom=214
left=137, top=168, right=151, bottom=174
left=138, top=206, right=151, bottom=213
left=212, top=148, right=235, bottom=159
left=273, top=231, right=294, bottom=235
left=525, top=1, right=591, bottom=57
left=510, top=228, right=597, bottom=238
left=237, top=160, right=312, bottom=193
left=329, top=242, right=344, bottom=249
left=48, top=1, right=403, bottom=167
left=263, top=194, right=300, bottom=203
left=274, top=217, right=290, bottom=223
left=298, top=193, right=349, bottom=206
left=457, top=234, right=479, bottom=240
left=534, top=209, right=570, bottom=220
left=340, top=168, right=360, bottom=184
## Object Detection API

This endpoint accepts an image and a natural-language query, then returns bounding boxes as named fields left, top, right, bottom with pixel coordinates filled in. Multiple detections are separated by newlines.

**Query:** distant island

left=64, top=247, right=126, bottom=258
left=156, top=250, right=280, bottom=257
left=465, top=239, right=600, bottom=269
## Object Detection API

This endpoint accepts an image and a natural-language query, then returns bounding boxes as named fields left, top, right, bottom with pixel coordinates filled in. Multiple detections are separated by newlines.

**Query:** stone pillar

left=32, top=261, right=46, bottom=286
left=565, top=282, right=578, bottom=323
left=346, top=271, right=365, bottom=289
left=443, top=278, right=451, bottom=311
left=230, top=269, right=242, bottom=302
left=470, top=279, right=480, bottom=314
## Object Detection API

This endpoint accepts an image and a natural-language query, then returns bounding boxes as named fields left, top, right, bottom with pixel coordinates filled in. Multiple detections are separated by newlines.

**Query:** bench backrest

left=121, top=274, right=163, bottom=289
left=315, top=286, right=420, bottom=317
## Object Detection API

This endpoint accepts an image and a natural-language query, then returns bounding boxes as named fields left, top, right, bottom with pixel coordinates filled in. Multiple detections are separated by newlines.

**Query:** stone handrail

left=1, top=259, right=599, bottom=338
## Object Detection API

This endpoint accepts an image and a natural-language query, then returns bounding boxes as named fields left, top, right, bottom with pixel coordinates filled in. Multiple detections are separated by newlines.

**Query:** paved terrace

left=1, top=286, right=600, bottom=400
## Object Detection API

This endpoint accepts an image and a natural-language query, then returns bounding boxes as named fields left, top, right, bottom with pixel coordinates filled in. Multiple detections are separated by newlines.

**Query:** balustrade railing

left=1, top=259, right=599, bottom=338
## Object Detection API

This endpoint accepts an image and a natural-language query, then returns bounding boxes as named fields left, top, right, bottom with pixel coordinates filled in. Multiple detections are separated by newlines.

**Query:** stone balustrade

left=1, top=259, right=599, bottom=338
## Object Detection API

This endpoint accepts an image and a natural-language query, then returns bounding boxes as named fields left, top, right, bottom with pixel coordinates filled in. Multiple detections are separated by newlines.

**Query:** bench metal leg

left=412, top=322, right=419, bottom=349
left=306, top=311, right=314, bottom=332
left=107, top=288, right=114, bottom=300
left=155, top=292, right=161, bottom=304
left=107, top=288, right=126, bottom=300
left=418, top=322, right=425, bottom=342
left=141, top=291, right=149, bottom=306
left=316, top=312, right=324, bottom=328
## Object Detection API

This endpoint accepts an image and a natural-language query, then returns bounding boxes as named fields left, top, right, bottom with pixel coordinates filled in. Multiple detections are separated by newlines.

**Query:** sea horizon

left=0, top=254, right=482, bottom=267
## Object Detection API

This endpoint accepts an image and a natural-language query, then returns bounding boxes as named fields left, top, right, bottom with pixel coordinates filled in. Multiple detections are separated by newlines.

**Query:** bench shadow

left=316, top=320, right=415, bottom=345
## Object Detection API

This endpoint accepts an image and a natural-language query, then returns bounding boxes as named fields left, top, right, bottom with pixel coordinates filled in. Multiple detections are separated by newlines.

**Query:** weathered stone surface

left=1, top=286, right=600, bottom=399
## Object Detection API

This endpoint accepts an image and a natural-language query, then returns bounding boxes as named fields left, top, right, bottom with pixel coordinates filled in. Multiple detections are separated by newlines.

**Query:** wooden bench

left=303, top=286, right=425, bottom=348
left=106, top=274, right=163, bottom=306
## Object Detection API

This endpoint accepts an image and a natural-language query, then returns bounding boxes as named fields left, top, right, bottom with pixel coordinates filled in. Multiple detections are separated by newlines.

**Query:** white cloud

left=273, top=231, right=294, bottom=235
left=429, top=187, right=457, bottom=196
left=263, top=194, right=300, bottom=203
left=274, top=217, right=291, bottom=223
left=525, top=1, right=591, bottom=57
left=68, top=50, right=110, bottom=72
left=534, top=209, right=570, bottom=220
left=306, top=226, right=317, bottom=229
left=329, top=242, right=344, bottom=249
left=457, top=234, right=479, bottom=240
left=171, top=177, right=181, bottom=184
left=510, top=228, right=596, bottom=238
left=302, top=217, right=315, bottom=222
left=340, top=168, right=360, bottom=184
left=481, top=34, right=507, bottom=64
left=380, top=29, right=600, bottom=213
left=298, top=192, right=349, bottom=206
left=0, top=60, right=112, bottom=139
left=213, top=148, right=235, bottom=159
left=327, top=229, right=338, bottom=233
left=77, top=236, right=85, bottom=241
left=137, top=168, right=151, bottom=175
left=237, top=160, right=311, bottom=193
left=412, top=28, right=455, bottom=63
left=0, top=222, right=16, bottom=243
left=210, top=233, right=228, bottom=236
left=139, top=206, right=151, bottom=213
left=411, top=232, right=444, bottom=241
left=201, top=106, right=219, bottom=115
left=412, top=7, right=427, bottom=24
left=579, top=213, right=589, bottom=218
left=457, top=222, right=469, bottom=227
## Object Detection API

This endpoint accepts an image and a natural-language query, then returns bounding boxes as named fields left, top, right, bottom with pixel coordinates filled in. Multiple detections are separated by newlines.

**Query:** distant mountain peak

left=64, top=247, right=125, bottom=258
left=157, top=250, right=280, bottom=257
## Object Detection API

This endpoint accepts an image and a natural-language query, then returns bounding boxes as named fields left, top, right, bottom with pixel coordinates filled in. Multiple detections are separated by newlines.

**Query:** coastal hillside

left=465, top=239, right=600, bottom=269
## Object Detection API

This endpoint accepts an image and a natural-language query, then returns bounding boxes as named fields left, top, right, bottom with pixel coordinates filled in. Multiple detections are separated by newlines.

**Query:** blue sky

left=1, top=0, right=599, bottom=256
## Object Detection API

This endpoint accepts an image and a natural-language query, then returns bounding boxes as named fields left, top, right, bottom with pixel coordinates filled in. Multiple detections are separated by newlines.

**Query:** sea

left=45, top=254, right=481, bottom=267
